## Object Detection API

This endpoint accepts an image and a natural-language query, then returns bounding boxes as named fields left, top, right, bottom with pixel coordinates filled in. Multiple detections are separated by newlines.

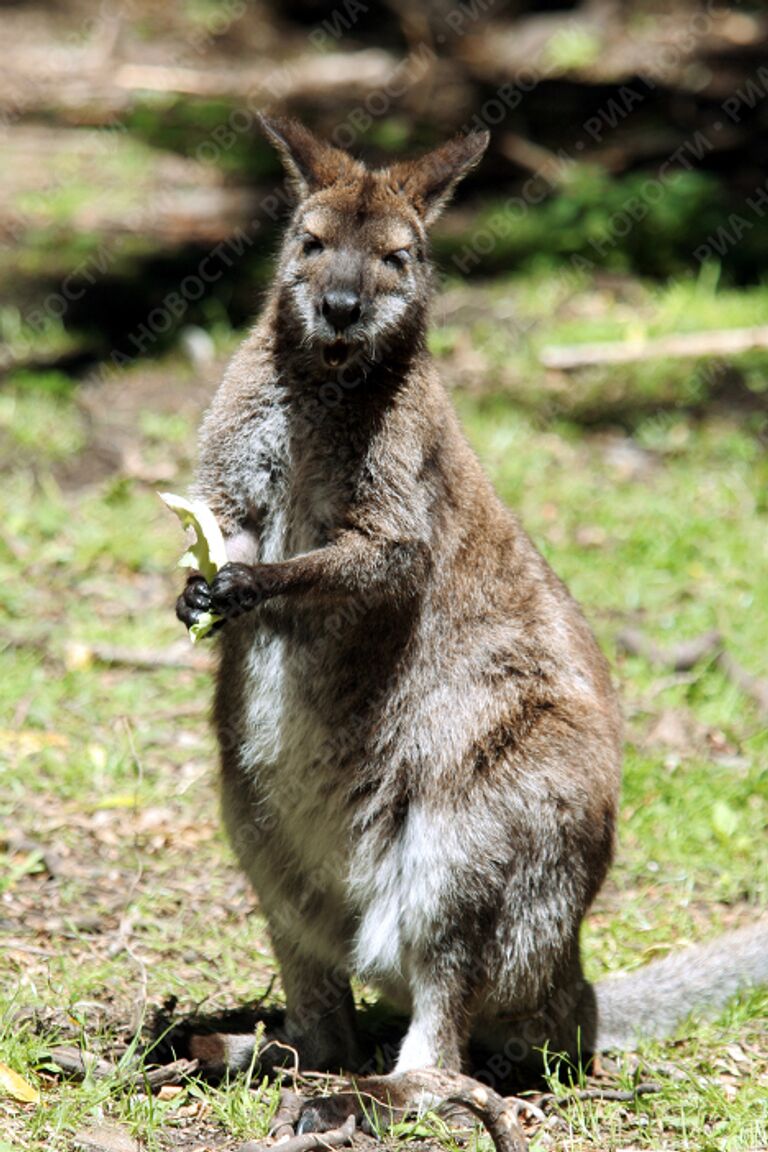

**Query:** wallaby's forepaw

left=209, top=562, right=272, bottom=619
left=176, top=572, right=213, bottom=630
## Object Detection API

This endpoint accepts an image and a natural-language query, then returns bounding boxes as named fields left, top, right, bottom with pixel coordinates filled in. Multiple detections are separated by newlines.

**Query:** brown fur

left=176, top=118, right=766, bottom=1130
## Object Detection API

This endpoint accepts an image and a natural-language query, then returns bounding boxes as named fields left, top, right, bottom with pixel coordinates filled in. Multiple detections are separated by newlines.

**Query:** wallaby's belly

left=232, top=631, right=351, bottom=869
left=219, top=621, right=365, bottom=972
left=220, top=609, right=465, bottom=998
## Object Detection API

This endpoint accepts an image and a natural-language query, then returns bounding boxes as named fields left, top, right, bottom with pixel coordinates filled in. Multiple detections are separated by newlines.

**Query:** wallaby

left=176, top=117, right=768, bottom=1128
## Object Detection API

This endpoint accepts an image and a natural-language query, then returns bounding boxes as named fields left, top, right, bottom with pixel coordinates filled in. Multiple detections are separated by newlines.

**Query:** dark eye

left=302, top=235, right=324, bottom=256
left=383, top=248, right=410, bottom=270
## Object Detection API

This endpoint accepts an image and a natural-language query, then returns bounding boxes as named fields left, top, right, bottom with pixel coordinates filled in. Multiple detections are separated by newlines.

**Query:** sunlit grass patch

left=1, top=274, right=766, bottom=1148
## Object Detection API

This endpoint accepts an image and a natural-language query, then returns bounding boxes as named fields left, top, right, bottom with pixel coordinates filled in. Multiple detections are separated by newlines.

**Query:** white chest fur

left=231, top=410, right=353, bottom=885
left=349, top=804, right=463, bottom=987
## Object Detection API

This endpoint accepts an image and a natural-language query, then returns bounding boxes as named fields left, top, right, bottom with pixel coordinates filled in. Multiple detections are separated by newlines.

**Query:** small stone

left=72, top=1124, right=139, bottom=1152
left=157, top=1084, right=184, bottom=1100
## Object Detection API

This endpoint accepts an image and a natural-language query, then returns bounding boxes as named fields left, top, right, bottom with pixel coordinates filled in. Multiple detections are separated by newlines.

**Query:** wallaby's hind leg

left=220, top=766, right=360, bottom=1073
left=474, top=963, right=599, bottom=1085
left=186, top=952, right=360, bottom=1079
left=271, top=937, right=360, bottom=1072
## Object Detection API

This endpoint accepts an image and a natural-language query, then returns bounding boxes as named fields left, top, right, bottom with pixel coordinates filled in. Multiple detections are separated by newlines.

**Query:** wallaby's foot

left=296, top=1076, right=406, bottom=1136
left=186, top=1026, right=322, bottom=1080
left=295, top=1069, right=531, bottom=1152
left=184, top=1017, right=361, bottom=1082
left=209, top=562, right=272, bottom=619
left=175, top=572, right=212, bottom=629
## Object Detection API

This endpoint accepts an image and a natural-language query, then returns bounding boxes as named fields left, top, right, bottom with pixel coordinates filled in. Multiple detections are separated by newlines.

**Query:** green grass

left=433, top=264, right=768, bottom=426
left=1, top=269, right=766, bottom=1149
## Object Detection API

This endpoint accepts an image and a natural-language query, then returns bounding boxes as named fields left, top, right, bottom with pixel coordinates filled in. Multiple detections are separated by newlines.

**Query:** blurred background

left=4, top=0, right=768, bottom=372
left=1, top=3, right=767, bottom=1149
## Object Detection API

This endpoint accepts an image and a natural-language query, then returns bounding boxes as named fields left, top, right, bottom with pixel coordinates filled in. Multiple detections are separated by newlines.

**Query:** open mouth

left=322, top=340, right=349, bottom=368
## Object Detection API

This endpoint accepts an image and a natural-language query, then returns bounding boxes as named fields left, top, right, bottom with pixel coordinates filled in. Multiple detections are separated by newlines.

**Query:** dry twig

left=269, top=1088, right=304, bottom=1142
left=65, top=641, right=213, bottom=672
left=139, top=1059, right=200, bottom=1090
left=539, top=1081, right=661, bottom=1109
left=237, top=1113, right=356, bottom=1152
left=617, top=628, right=722, bottom=672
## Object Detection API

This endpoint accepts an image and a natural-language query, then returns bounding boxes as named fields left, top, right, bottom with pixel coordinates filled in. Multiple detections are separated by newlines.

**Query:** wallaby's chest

left=242, top=402, right=358, bottom=562
left=229, top=402, right=369, bottom=862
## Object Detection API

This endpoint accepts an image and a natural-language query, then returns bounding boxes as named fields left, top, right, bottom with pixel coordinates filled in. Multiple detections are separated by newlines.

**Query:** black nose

left=322, top=290, right=361, bottom=332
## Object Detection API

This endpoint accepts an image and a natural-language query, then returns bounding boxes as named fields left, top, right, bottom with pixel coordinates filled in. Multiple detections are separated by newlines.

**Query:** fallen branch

left=718, top=650, right=768, bottom=719
left=540, top=325, right=768, bottom=370
left=2, top=938, right=56, bottom=957
left=616, top=628, right=722, bottom=672
left=499, top=133, right=570, bottom=184
left=6, top=633, right=212, bottom=672
left=269, top=1088, right=303, bottom=1141
left=398, top=1069, right=529, bottom=1152
left=0, top=50, right=399, bottom=120
left=139, top=1059, right=200, bottom=1090
left=617, top=628, right=768, bottom=721
left=237, top=1113, right=355, bottom=1152
left=64, top=640, right=212, bottom=673
left=227, top=1063, right=529, bottom=1152
left=44, top=1047, right=116, bottom=1081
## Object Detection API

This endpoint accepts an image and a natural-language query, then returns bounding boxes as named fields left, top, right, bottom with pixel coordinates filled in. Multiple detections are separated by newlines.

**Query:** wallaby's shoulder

left=194, top=316, right=285, bottom=530
left=201, top=314, right=279, bottom=434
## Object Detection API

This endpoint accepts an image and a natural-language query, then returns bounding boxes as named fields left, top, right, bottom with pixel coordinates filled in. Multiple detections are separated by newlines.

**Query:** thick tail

left=594, top=919, right=768, bottom=1051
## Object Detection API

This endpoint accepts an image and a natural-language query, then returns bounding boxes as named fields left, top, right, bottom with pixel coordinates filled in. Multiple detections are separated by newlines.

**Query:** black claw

left=296, top=1096, right=359, bottom=1135
left=176, top=573, right=213, bottom=629
left=187, top=580, right=212, bottom=611
left=209, top=562, right=260, bottom=618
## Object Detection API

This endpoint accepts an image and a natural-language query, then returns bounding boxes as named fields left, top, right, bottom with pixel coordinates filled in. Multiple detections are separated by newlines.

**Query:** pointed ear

left=258, top=114, right=357, bottom=200
left=392, top=131, right=490, bottom=226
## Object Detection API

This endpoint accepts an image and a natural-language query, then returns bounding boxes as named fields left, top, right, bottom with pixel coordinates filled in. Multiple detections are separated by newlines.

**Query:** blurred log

left=113, top=50, right=399, bottom=101
left=462, top=6, right=768, bottom=95
left=0, top=124, right=256, bottom=247
left=540, top=326, right=768, bottom=370
left=0, top=49, right=400, bottom=121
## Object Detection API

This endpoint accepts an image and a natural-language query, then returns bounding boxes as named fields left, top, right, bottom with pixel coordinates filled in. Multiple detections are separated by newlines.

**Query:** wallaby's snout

left=322, top=289, right=362, bottom=334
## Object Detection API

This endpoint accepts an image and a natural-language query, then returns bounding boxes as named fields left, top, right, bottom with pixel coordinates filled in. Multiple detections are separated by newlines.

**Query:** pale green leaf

left=159, top=492, right=226, bottom=641
left=158, top=491, right=228, bottom=582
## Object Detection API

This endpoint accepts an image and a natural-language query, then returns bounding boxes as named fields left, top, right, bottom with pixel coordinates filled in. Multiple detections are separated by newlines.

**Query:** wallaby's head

left=260, top=116, right=489, bottom=373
